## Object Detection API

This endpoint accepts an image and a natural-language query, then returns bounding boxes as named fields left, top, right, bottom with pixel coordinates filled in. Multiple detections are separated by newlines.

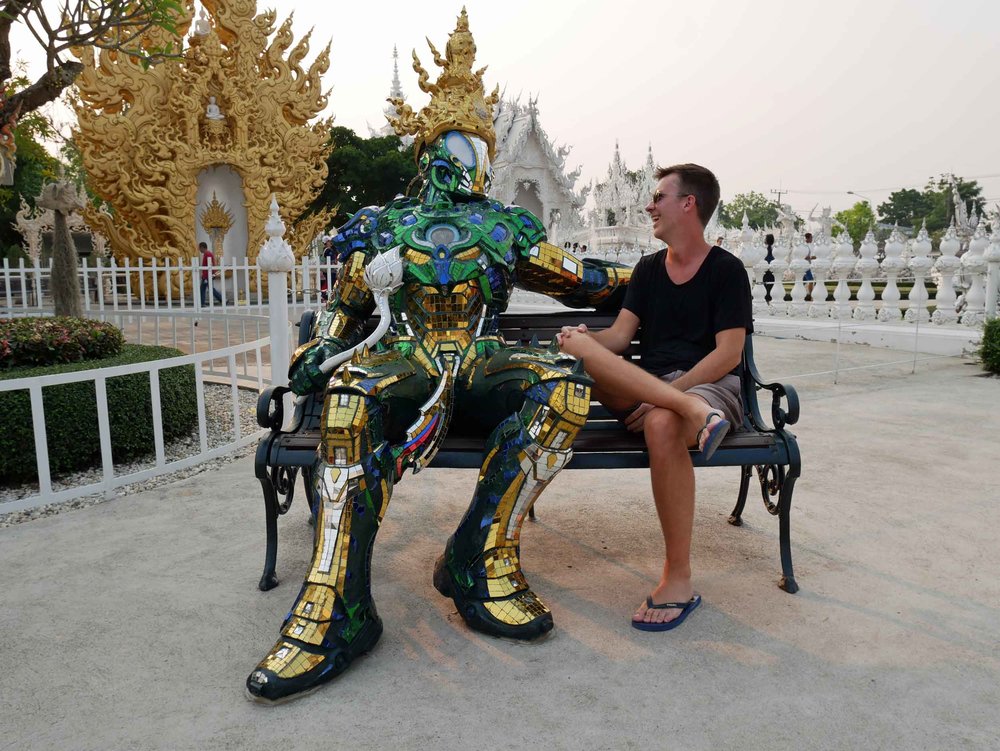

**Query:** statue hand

left=288, top=340, right=337, bottom=395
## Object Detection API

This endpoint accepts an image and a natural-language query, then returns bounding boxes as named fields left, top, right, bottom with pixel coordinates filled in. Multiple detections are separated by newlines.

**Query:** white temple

left=489, top=94, right=588, bottom=247
left=584, top=142, right=659, bottom=262
left=369, top=46, right=413, bottom=148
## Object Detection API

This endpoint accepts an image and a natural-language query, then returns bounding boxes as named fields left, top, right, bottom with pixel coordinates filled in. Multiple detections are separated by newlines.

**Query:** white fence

left=1, top=256, right=339, bottom=317
left=0, top=310, right=279, bottom=515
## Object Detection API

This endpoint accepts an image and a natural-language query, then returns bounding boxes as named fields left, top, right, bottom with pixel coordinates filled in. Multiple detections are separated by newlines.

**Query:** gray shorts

left=608, top=370, right=744, bottom=429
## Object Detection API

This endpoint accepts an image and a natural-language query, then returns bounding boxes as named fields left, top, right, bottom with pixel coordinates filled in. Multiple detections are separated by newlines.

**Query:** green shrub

left=0, top=345, right=197, bottom=482
left=979, top=318, right=1000, bottom=375
left=0, top=316, right=125, bottom=369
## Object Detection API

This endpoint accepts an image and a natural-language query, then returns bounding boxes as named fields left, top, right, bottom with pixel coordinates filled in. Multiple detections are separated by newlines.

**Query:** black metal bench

left=255, top=310, right=801, bottom=594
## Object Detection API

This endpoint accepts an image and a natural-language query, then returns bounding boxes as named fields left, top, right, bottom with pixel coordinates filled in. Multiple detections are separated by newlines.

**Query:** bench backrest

left=294, top=309, right=763, bottom=431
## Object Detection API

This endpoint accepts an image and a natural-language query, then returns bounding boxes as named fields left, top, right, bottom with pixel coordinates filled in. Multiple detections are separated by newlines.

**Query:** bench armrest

left=256, top=386, right=307, bottom=433
left=742, top=335, right=799, bottom=431
left=751, top=373, right=800, bottom=430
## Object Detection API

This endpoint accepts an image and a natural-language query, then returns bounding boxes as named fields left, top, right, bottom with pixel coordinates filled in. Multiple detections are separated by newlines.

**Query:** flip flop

left=631, top=594, right=702, bottom=632
left=695, top=411, right=730, bottom=462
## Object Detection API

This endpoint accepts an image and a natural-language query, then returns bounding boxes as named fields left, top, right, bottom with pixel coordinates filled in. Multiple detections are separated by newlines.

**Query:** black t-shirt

left=622, top=246, right=753, bottom=376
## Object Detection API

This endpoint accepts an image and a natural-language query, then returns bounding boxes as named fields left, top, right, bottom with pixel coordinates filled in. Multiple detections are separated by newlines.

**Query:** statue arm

left=288, top=209, right=381, bottom=394
left=507, top=207, right=632, bottom=311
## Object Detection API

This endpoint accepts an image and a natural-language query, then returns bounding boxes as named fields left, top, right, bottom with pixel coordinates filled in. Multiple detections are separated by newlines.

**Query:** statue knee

left=320, top=391, right=383, bottom=465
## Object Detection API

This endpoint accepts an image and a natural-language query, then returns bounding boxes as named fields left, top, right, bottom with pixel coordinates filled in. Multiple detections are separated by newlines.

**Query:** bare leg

left=631, top=405, right=704, bottom=625
left=560, top=333, right=710, bottom=427
left=562, top=333, right=712, bottom=626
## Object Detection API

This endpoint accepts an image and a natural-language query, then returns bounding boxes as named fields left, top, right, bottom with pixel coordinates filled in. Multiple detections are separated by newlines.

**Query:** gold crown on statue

left=387, top=7, right=500, bottom=159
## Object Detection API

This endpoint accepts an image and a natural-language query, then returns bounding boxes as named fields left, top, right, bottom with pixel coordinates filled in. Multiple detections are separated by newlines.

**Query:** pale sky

left=11, top=0, right=1000, bottom=215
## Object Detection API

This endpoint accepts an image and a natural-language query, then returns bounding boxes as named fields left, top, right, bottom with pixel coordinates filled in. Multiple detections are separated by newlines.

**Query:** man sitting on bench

left=558, top=163, right=753, bottom=632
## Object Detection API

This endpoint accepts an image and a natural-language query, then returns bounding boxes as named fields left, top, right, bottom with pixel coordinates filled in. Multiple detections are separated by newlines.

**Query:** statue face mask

left=419, top=131, right=492, bottom=198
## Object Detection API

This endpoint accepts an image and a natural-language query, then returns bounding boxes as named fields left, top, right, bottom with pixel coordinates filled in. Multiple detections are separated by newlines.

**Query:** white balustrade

left=808, top=232, right=833, bottom=318
left=853, top=229, right=879, bottom=320
left=905, top=221, right=933, bottom=323
left=960, top=221, right=988, bottom=326
left=831, top=233, right=855, bottom=320
left=787, top=233, right=810, bottom=316
left=932, top=222, right=961, bottom=324
left=984, top=219, right=1000, bottom=320
left=767, top=241, right=789, bottom=316
left=878, top=225, right=905, bottom=321
left=740, top=236, right=768, bottom=316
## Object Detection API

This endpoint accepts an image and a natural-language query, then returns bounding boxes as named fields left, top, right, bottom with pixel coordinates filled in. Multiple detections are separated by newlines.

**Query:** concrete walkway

left=2, top=336, right=998, bottom=750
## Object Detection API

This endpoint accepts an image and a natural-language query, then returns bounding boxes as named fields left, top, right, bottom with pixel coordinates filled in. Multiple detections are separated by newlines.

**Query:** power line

left=780, top=172, right=1000, bottom=197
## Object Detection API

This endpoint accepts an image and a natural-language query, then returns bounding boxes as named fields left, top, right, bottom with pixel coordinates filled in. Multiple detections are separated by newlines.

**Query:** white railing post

left=878, top=225, right=905, bottom=322
left=2, top=258, right=11, bottom=310
left=767, top=241, right=788, bottom=316
left=906, top=221, right=933, bottom=323
left=960, top=221, right=989, bottom=327
left=258, top=195, right=295, bottom=390
left=831, top=233, right=855, bottom=320
left=853, top=229, right=879, bottom=320
left=741, top=236, right=767, bottom=317
left=932, top=222, right=961, bottom=324
left=985, top=219, right=1000, bottom=320
left=808, top=232, right=833, bottom=318
left=787, top=233, right=810, bottom=316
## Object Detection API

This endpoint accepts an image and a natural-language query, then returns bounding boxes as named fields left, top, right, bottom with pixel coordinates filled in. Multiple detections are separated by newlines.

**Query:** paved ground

left=1, top=336, right=998, bottom=751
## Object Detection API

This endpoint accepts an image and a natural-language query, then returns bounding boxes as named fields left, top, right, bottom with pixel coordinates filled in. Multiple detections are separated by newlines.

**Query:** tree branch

left=2, top=59, right=81, bottom=122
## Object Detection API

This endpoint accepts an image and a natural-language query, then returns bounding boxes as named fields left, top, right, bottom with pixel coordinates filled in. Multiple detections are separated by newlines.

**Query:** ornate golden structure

left=200, top=191, right=234, bottom=256
left=388, top=7, right=500, bottom=159
left=72, top=0, right=334, bottom=273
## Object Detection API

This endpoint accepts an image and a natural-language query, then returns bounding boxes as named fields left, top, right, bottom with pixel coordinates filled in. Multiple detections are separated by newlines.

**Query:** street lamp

left=847, top=190, right=872, bottom=204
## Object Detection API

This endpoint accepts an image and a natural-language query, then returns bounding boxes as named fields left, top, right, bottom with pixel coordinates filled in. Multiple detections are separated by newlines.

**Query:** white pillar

left=878, top=225, right=905, bottom=321
left=960, top=221, right=989, bottom=326
left=768, top=242, right=789, bottom=316
left=906, top=221, right=933, bottom=323
left=831, top=233, right=855, bottom=320
left=257, top=195, right=295, bottom=387
left=740, top=235, right=767, bottom=317
left=933, top=222, right=961, bottom=324
left=787, top=233, right=810, bottom=316
left=853, top=229, right=879, bottom=320
left=808, top=232, right=833, bottom=318
left=984, top=219, right=1000, bottom=320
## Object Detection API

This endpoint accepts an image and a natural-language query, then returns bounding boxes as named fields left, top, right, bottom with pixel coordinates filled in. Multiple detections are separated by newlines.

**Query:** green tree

left=719, top=191, right=779, bottom=229
left=0, top=77, right=59, bottom=260
left=877, top=188, right=934, bottom=228
left=876, top=175, right=984, bottom=233
left=1, top=1, right=182, bottom=124
left=307, top=126, right=418, bottom=228
left=834, top=201, right=876, bottom=246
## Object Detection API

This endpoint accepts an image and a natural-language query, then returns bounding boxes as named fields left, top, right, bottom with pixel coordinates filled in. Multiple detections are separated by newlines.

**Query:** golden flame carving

left=387, top=7, right=499, bottom=159
left=200, top=191, right=234, bottom=232
left=72, top=0, right=334, bottom=269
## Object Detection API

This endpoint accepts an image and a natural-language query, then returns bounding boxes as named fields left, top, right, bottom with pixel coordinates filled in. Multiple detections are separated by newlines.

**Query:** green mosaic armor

left=247, top=131, right=630, bottom=704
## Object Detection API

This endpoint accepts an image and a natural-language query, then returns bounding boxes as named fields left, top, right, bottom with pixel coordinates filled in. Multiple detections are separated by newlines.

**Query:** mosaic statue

left=246, top=9, right=631, bottom=704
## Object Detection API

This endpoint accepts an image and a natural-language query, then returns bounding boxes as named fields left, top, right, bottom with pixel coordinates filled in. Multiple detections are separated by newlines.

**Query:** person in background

left=199, top=241, right=223, bottom=306
left=803, top=232, right=815, bottom=301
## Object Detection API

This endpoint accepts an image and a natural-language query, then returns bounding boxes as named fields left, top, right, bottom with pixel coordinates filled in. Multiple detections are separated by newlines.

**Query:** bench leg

left=729, top=465, right=753, bottom=526
left=777, top=476, right=799, bottom=594
left=257, top=472, right=281, bottom=592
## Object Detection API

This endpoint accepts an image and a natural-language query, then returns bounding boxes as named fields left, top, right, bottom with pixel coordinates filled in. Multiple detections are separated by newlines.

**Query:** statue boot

left=434, top=370, right=591, bottom=640
left=247, top=391, right=395, bottom=703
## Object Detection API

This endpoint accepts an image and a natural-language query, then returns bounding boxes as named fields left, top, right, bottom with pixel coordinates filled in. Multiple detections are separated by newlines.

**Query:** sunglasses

left=651, top=191, right=692, bottom=204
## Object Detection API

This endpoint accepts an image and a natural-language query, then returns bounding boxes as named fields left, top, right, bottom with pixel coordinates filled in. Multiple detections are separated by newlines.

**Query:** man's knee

left=642, top=407, right=685, bottom=448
